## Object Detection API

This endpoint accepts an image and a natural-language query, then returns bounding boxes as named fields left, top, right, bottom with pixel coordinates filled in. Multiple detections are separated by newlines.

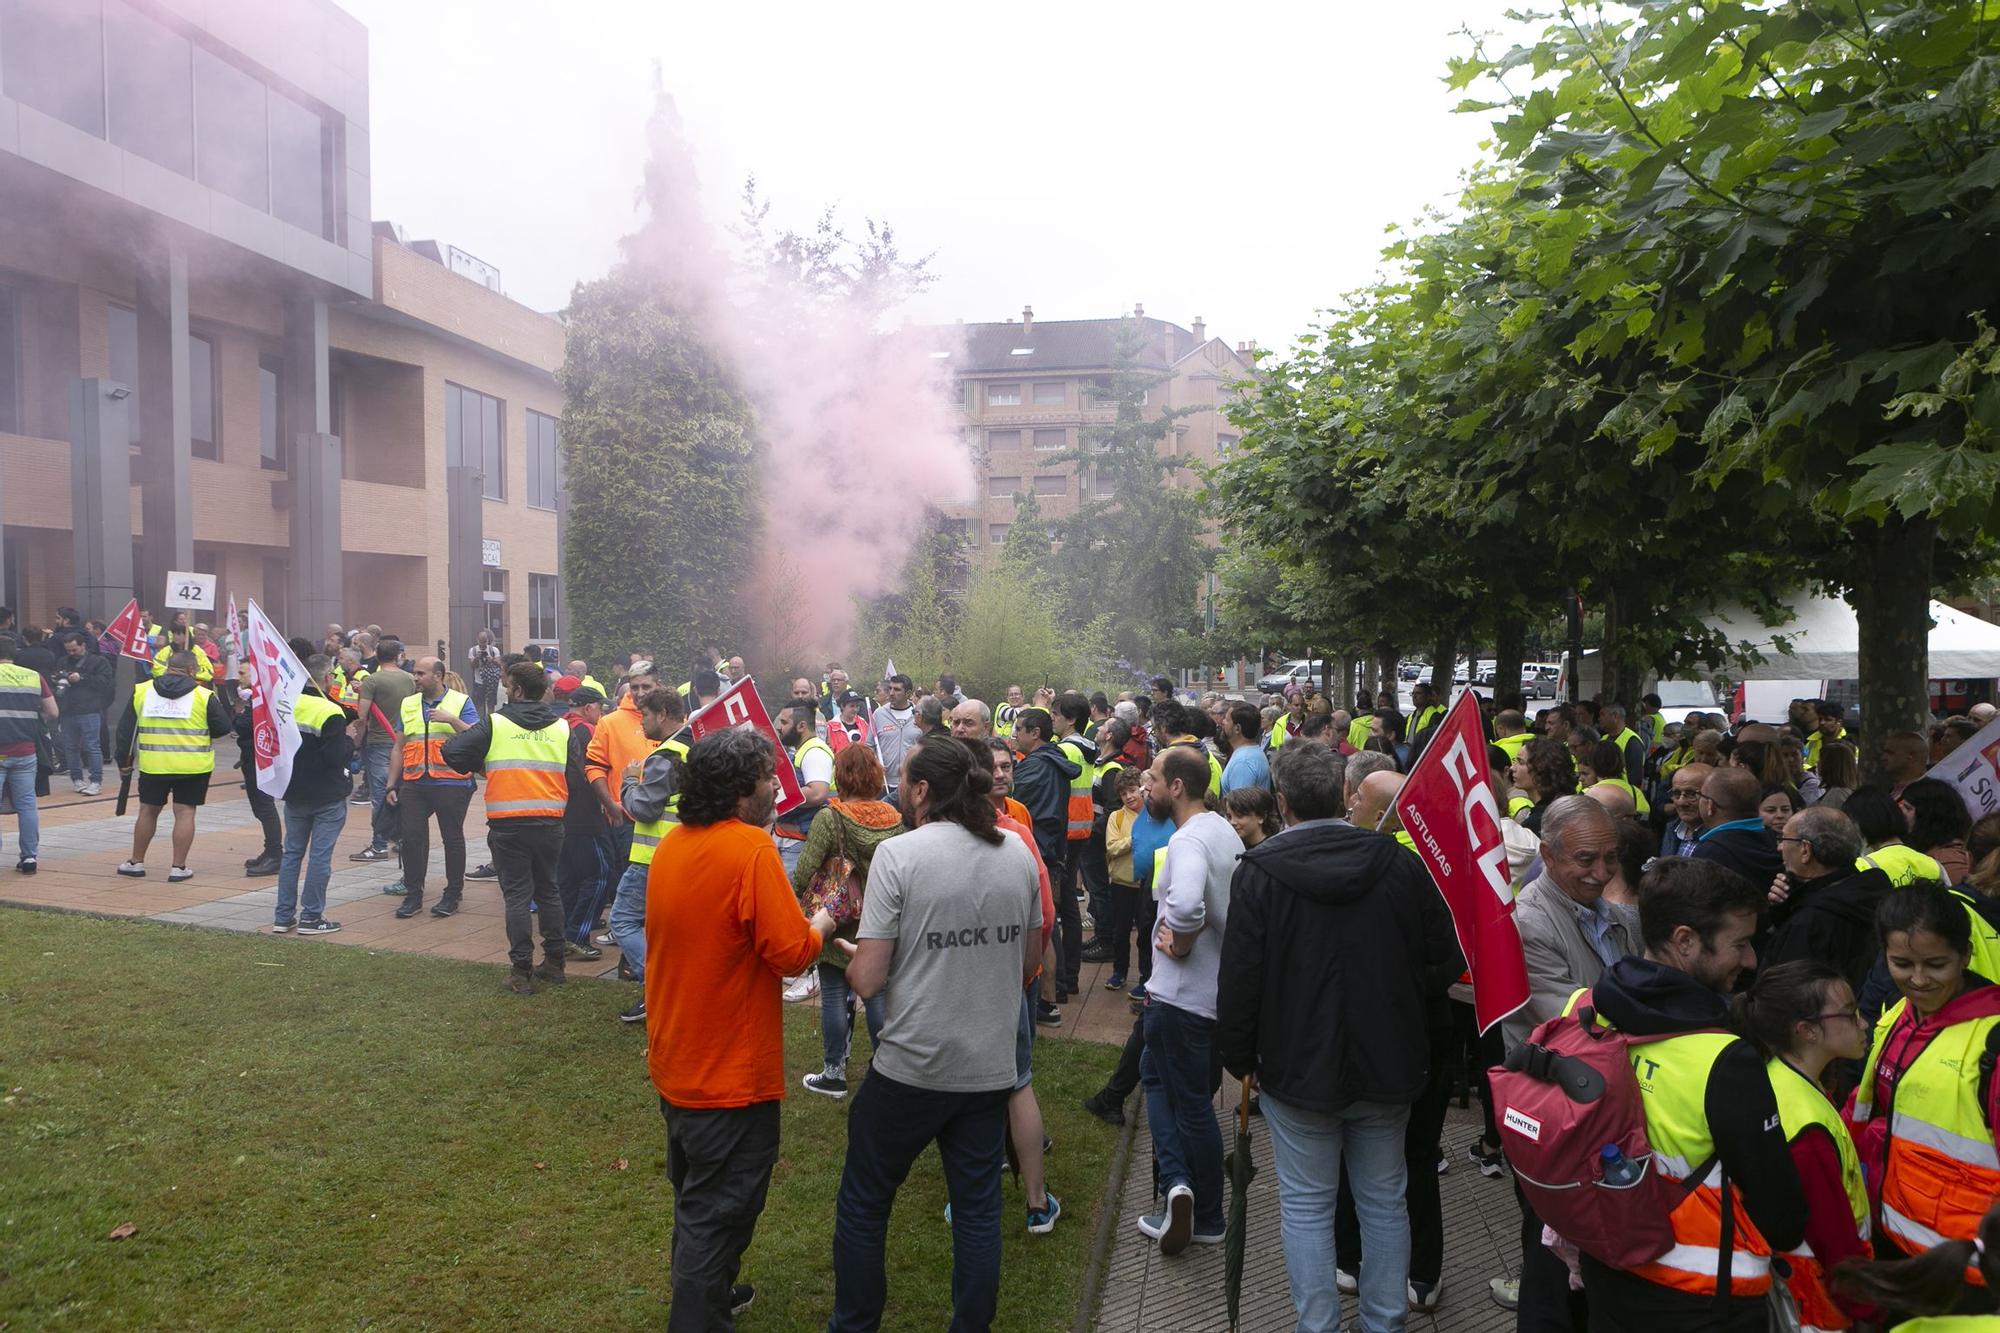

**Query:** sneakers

left=296, top=918, right=342, bottom=935
left=466, top=863, right=498, bottom=880
left=81, top=781, right=101, bottom=796
left=802, top=1068, right=848, bottom=1098
left=244, top=854, right=281, bottom=877
left=729, top=1284, right=754, bottom=1316
left=1137, top=1183, right=1195, bottom=1256
left=1105, top=973, right=1126, bottom=991
left=502, top=973, right=536, bottom=996
left=619, top=999, right=646, bottom=1024
left=394, top=897, right=425, bottom=919
left=348, top=845, right=390, bottom=862
left=116, top=861, right=146, bottom=878
left=1082, top=1090, right=1125, bottom=1127
left=1408, top=1279, right=1442, bottom=1311
left=1034, top=1000, right=1062, bottom=1027
left=380, top=879, right=407, bottom=896
left=16, top=857, right=35, bottom=874
left=270, top=920, right=295, bottom=934
left=565, top=940, right=602, bottom=961
left=1128, top=982, right=1149, bottom=1002
left=593, top=930, right=617, bottom=947
left=430, top=896, right=460, bottom=918
left=782, top=972, right=819, bottom=1003
left=1467, top=1139, right=1505, bottom=1178
left=167, top=866, right=194, bottom=883
left=1437, top=1153, right=1450, bottom=1175
left=1488, top=1276, right=1519, bottom=1310
left=1336, top=1269, right=1358, bottom=1295
left=1026, top=1191, right=1062, bottom=1234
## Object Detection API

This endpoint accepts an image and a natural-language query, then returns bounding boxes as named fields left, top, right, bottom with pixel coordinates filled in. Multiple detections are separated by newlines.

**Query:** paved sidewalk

left=1095, top=1088, right=1521, bottom=1332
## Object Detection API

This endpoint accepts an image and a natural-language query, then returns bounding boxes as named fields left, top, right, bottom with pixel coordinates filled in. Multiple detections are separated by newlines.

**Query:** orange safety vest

left=483, top=714, right=570, bottom=819
left=1057, top=736, right=1094, bottom=841
left=401, top=689, right=470, bottom=780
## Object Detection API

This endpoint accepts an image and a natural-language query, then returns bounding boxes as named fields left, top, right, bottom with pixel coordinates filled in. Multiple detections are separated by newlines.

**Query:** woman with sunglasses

left=1737, top=961, right=1874, bottom=1331
left=1847, top=884, right=2000, bottom=1310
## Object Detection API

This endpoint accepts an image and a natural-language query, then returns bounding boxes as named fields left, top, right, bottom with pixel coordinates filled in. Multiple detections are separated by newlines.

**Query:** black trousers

left=1335, top=1029, right=1453, bottom=1285
left=1105, top=880, right=1150, bottom=980
left=241, top=759, right=282, bottom=859
left=1056, top=838, right=1084, bottom=989
left=396, top=783, right=472, bottom=902
left=1516, top=1176, right=1589, bottom=1332
left=662, top=1098, right=780, bottom=1333
left=1578, top=1255, right=1766, bottom=1332
left=555, top=826, right=612, bottom=933
left=1082, top=818, right=1111, bottom=935
left=488, top=822, right=565, bottom=973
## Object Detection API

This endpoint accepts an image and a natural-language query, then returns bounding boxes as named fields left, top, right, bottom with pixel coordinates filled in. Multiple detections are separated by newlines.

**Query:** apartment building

left=0, top=0, right=565, bottom=657
left=933, top=305, right=1254, bottom=552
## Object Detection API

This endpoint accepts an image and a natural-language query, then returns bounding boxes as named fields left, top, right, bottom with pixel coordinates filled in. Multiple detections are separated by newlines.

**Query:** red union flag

left=1394, top=691, right=1530, bottom=1033
left=687, top=676, right=804, bottom=816
left=104, top=598, right=153, bottom=662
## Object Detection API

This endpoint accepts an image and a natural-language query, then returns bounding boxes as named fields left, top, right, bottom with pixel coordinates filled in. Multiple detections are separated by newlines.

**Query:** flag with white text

left=244, top=599, right=308, bottom=799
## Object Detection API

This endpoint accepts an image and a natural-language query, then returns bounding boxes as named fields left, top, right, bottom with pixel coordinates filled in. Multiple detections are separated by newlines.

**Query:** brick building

left=0, top=0, right=565, bottom=658
left=932, top=305, right=1254, bottom=553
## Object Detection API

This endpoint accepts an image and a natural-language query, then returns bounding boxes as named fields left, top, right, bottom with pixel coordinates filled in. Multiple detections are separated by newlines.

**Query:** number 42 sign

left=164, top=571, right=217, bottom=612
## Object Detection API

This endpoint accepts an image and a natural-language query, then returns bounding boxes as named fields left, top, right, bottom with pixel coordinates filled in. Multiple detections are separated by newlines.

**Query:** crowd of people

left=7, top=595, right=2000, bottom=1331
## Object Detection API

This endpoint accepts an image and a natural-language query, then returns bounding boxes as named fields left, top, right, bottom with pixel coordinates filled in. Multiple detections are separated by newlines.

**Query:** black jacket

left=1689, top=821, right=1784, bottom=889
left=442, top=700, right=566, bottom=827
left=281, top=687, right=354, bottom=807
left=1215, top=821, right=1456, bottom=1112
left=1010, top=742, right=1078, bottom=867
left=55, top=651, right=114, bottom=716
left=1591, top=957, right=1806, bottom=1257
left=116, top=671, right=232, bottom=765
left=1763, top=865, right=1893, bottom=993
left=16, top=643, right=57, bottom=682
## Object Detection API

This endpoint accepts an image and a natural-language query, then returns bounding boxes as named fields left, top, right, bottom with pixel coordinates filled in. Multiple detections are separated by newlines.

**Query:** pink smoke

left=621, top=92, right=974, bottom=656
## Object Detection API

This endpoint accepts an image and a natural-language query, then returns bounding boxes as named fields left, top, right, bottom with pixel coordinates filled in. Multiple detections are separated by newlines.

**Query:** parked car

left=1255, top=658, right=1324, bottom=694
left=1400, top=661, right=1427, bottom=681
left=1522, top=663, right=1561, bottom=699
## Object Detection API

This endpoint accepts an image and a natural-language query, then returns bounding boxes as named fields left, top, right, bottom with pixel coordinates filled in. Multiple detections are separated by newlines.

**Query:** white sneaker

left=70, top=779, right=85, bottom=793
left=1336, top=1269, right=1358, bottom=1295
left=81, top=782, right=101, bottom=796
left=116, top=861, right=146, bottom=878
left=167, top=866, right=194, bottom=883
left=783, top=972, right=819, bottom=1003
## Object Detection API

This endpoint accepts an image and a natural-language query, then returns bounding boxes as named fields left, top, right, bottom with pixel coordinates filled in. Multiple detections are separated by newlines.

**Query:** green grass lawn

left=0, top=911, right=1122, bottom=1330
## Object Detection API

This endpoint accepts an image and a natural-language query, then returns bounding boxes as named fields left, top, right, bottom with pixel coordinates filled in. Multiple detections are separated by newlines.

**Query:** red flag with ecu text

left=1394, top=690, right=1530, bottom=1033
left=686, top=676, right=804, bottom=817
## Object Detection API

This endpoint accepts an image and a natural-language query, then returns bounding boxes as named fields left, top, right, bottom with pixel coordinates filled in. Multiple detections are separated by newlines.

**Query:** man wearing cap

left=385, top=656, right=479, bottom=919
left=826, top=691, right=871, bottom=752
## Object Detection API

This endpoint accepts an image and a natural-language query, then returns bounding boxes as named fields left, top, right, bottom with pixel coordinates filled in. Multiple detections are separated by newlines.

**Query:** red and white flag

left=1394, top=691, right=1530, bottom=1033
left=688, top=676, right=804, bottom=816
left=104, top=598, right=153, bottom=662
left=223, top=593, right=243, bottom=679
left=243, top=598, right=309, bottom=799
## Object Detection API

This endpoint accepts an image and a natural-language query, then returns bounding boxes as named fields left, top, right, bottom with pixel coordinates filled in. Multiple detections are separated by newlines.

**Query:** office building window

left=447, top=383, right=506, bottom=499
left=1032, top=381, right=1065, bottom=406
left=1093, top=470, right=1116, bottom=498
left=108, top=304, right=139, bottom=445
left=482, top=569, right=507, bottom=640
left=194, top=46, right=267, bottom=211
left=987, top=475, right=1020, bottom=498
left=106, top=0, right=194, bottom=176
left=1, top=0, right=105, bottom=137
left=986, top=429, right=1020, bottom=452
left=1216, top=433, right=1238, bottom=457
left=268, top=84, right=327, bottom=237
left=1033, top=474, right=1066, bottom=496
left=986, top=383, right=1021, bottom=407
left=942, top=518, right=972, bottom=545
left=527, top=410, right=559, bottom=510
left=988, top=523, right=1010, bottom=545
left=0, top=286, right=18, bottom=434
left=528, top=574, right=560, bottom=642
left=188, top=333, right=216, bottom=459
left=1033, top=428, right=1065, bottom=452
left=258, top=355, right=283, bottom=471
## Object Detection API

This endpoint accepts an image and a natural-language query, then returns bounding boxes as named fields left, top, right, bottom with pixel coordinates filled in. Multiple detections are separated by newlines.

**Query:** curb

left=1073, top=1095, right=1140, bottom=1333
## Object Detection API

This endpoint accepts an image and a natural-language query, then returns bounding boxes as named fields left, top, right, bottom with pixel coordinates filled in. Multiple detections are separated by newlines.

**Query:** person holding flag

left=115, top=650, right=233, bottom=882
left=270, top=655, right=353, bottom=935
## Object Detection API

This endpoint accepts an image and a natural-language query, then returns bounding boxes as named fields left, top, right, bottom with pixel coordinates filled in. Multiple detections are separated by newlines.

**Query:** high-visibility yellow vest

left=1494, top=732, right=1532, bottom=761
left=1593, top=775, right=1652, bottom=817
left=1859, top=846, right=1945, bottom=888
left=151, top=643, right=214, bottom=683
left=1805, top=727, right=1845, bottom=770
left=1412, top=704, right=1444, bottom=736
left=1507, top=792, right=1534, bottom=818
left=1057, top=737, right=1094, bottom=840
left=1094, top=758, right=1124, bottom=814
left=0, top=663, right=43, bottom=748
left=132, top=680, right=216, bottom=775
left=581, top=674, right=605, bottom=695
left=1767, top=1056, right=1869, bottom=1331
left=1659, top=745, right=1695, bottom=778
left=1347, top=715, right=1373, bottom=751
left=1855, top=998, right=2000, bottom=1261
left=1608, top=726, right=1643, bottom=770
left=293, top=690, right=347, bottom=737
left=484, top=715, right=569, bottom=819
left=995, top=703, right=1019, bottom=738
left=775, top=735, right=836, bottom=838
left=1646, top=712, right=1667, bottom=747
left=400, top=689, right=470, bottom=780
left=1269, top=711, right=1303, bottom=749
left=629, top=737, right=689, bottom=866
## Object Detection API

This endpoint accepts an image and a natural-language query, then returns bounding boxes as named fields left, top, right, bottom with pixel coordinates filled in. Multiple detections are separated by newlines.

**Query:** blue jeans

left=816, top=960, right=884, bottom=1075
left=275, top=798, right=348, bottom=925
left=61, top=713, right=103, bottom=784
left=362, top=745, right=392, bottom=847
left=0, top=753, right=39, bottom=861
left=608, top=861, right=650, bottom=978
left=827, top=1068, right=1010, bottom=1332
left=1140, top=1000, right=1225, bottom=1234
left=1261, top=1093, right=1411, bottom=1333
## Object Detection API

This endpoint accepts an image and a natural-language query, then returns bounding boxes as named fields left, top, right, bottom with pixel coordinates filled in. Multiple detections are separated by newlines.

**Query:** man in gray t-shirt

left=859, top=819, right=1040, bottom=1091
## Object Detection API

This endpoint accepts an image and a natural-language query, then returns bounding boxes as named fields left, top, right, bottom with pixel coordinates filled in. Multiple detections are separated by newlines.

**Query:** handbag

left=801, top=807, right=867, bottom=924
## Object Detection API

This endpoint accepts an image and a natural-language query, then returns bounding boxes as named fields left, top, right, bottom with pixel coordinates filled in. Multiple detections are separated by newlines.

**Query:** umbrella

left=1223, top=1076, right=1258, bottom=1330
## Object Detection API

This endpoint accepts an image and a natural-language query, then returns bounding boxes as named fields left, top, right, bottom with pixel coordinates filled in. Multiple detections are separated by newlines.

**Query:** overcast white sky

left=339, top=1, right=1528, bottom=350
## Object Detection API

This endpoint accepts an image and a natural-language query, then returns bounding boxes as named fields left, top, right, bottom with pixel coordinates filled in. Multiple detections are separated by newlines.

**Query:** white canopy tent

left=1707, top=594, right=2000, bottom=680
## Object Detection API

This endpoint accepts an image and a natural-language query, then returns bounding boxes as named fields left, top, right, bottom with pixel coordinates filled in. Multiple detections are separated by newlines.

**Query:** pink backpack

left=1488, top=992, right=1720, bottom=1270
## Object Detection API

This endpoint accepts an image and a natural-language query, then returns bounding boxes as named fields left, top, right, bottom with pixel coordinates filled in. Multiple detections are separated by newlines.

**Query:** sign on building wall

left=481, top=539, right=501, bottom=568
left=163, top=571, right=217, bottom=611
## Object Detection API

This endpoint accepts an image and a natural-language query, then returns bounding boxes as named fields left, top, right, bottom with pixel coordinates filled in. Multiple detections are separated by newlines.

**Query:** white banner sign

left=1924, top=713, right=2000, bottom=822
left=164, top=571, right=217, bottom=611
left=244, top=599, right=308, bottom=800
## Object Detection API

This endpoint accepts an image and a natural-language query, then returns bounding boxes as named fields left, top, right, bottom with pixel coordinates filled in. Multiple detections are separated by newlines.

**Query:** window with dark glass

left=529, top=574, right=560, bottom=642
left=0, top=286, right=19, bottom=435
left=108, top=303, right=140, bottom=445
left=105, top=0, right=194, bottom=176
left=0, top=0, right=105, bottom=137
left=258, top=355, right=283, bottom=471
left=447, top=383, right=506, bottom=499
left=527, top=410, right=559, bottom=509
left=267, top=84, right=327, bottom=237
left=193, top=46, right=268, bottom=210
left=188, top=332, right=216, bottom=459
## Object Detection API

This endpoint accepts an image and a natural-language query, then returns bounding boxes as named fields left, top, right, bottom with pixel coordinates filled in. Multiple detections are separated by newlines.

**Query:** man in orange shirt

left=645, top=727, right=837, bottom=1330
left=585, top=661, right=656, bottom=928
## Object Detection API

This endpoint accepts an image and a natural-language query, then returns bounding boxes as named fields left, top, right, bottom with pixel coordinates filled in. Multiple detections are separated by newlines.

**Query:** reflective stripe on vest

left=133, top=680, right=216, bottom=775
left=484, top=715, right=570, bottom=818
left=1877, top=1009, right=2000, bottom=1260
left=1769, top=1056, right=1869, bottom=1331
left=629, top=738, right=689, bottom=866
left=1058, top=738, right=1093, bottom=839
left=401, top=689, right=470, bottom=780
left=0, top=663, right=43, bottom=747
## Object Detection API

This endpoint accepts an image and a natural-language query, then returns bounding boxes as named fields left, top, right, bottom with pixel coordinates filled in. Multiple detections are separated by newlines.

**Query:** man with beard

left=771, top=700, right=834, bottom=879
